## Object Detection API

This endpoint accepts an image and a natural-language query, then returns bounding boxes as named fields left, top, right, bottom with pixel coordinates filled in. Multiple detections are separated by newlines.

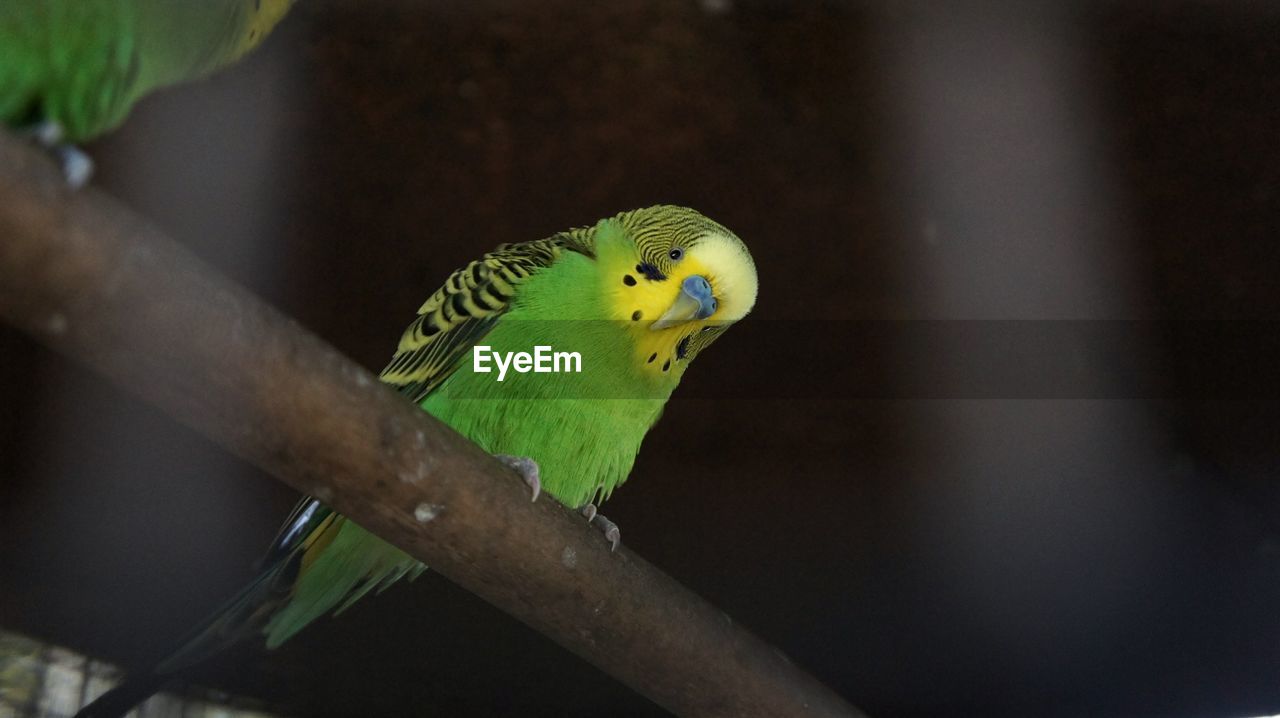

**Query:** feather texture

left=380, top=230, right=594, bottom=402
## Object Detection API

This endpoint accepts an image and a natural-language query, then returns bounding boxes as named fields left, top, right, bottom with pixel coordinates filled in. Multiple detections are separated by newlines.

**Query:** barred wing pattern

left=379, top=230, right=593, bottom=403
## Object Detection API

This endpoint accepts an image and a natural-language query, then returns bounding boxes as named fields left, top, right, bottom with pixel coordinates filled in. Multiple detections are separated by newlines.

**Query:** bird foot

left=27, top=119, right=64, bottom=146
left=494, top=454, right=540, bottom=502
left=53, top=145, right=94, bottom=189
left=579, top=503, right=621, bottom=552
left=21, top=120, right=94, bottom=188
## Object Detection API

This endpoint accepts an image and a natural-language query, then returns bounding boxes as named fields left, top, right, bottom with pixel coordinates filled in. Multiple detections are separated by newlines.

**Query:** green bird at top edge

left=0, top=0, right=295, bottom=183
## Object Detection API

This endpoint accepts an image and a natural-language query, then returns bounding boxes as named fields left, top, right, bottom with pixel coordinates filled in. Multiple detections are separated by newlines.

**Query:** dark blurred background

left=3, top=1, right=1280, bottom=716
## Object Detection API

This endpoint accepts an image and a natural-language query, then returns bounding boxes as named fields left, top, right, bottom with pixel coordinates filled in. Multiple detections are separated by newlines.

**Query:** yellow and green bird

left=0, top=0, right=295, bottom=184
left=76, top=205, right=759, bottom=717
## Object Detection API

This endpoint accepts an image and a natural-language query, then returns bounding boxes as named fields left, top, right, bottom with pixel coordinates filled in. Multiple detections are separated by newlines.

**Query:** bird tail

left=74, top=499, right=349, bottom=717
left=74, top=499, right=338, bottom=717
left=73, top=542, right=301, bottom=718
left=72, top=670, right=173, bottom=718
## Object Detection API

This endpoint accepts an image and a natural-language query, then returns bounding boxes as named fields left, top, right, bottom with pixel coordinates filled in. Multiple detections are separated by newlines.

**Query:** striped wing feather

left=379, top=232, right=591, bottom=402
left=258, top=228, right=595, bottom=594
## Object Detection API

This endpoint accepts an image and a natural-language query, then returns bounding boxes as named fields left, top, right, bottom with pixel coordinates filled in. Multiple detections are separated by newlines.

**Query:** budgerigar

left=75, top=205, right=759, bottom=717
left=0, top=0, right=295, bottom=184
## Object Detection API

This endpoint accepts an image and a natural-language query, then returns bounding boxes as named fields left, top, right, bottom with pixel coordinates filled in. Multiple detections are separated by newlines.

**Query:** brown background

left=3, top=1, right=1280, bottom=716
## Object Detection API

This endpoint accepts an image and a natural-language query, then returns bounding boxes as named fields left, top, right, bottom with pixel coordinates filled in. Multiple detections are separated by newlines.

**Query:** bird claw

left=21, top=120, right=94, bottom=188
left=26, top=119, right=64, bottom=146
left=579, top=503, right=621, bottom=552
left=53, top=145, right=94, bottom=189
left=599, top=520, right=621, bottom=552
left=494, top=454, right=540, bottom=502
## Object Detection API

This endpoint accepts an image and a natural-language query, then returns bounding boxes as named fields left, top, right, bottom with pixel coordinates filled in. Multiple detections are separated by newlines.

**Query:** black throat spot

left=636, top=262, right=666, bottom=281
left=676, top=336, right=691, bottom=360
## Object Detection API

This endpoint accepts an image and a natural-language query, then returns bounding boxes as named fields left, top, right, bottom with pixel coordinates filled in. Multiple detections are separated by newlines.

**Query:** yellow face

left=597, top=207, right=758, bottom=379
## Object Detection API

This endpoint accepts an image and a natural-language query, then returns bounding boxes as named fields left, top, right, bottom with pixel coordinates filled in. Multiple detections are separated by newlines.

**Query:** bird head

left=594, top=205, right=758, bottom=377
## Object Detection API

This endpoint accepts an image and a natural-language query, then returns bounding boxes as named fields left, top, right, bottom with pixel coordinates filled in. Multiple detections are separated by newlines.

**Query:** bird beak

left=650, top=275, right=717, bottom=331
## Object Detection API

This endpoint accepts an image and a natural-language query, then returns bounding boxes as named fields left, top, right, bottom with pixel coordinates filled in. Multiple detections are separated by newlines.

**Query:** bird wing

left=379, top=232, right=592, bottom=402
left=235, top=231, right=597, bottom=646
left=256, top=230, right=595, bottom=571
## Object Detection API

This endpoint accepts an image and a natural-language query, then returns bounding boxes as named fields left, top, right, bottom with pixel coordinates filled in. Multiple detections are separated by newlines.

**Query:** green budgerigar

left=0, top=0, right=294, bottom=182
left=76, top=205, right=759, bottom=716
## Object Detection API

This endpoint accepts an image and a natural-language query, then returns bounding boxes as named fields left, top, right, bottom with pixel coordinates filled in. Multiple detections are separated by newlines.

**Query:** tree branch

left=0, top=131, right=864, bottom=718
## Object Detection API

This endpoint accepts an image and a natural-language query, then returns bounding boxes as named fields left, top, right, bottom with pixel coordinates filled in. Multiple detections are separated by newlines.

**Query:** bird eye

left=668, top=247, right=684, bottom=261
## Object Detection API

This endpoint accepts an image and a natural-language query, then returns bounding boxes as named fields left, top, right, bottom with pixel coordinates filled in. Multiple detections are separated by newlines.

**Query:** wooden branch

left=0, top=131, right=864, bottom=718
